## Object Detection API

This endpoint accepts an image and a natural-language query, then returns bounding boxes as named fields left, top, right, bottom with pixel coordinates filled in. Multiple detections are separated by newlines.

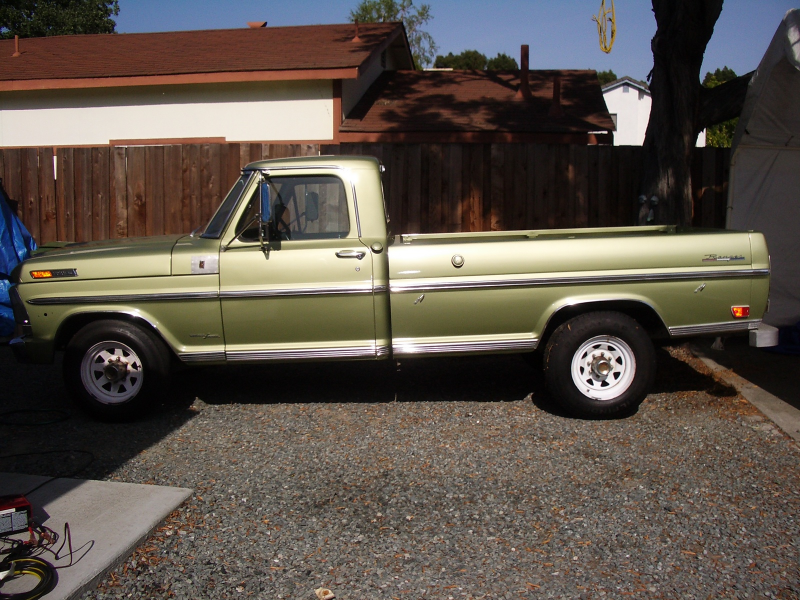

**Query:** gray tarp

left=728, top=8, right=800, bottom=327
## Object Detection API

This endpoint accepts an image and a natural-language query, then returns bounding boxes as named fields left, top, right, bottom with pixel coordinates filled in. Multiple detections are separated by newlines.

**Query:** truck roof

left=244, top=155, right=381, bottom=171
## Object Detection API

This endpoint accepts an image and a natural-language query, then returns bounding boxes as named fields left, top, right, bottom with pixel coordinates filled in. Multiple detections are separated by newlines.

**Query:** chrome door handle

left=335, top=250, right=366, bottom=260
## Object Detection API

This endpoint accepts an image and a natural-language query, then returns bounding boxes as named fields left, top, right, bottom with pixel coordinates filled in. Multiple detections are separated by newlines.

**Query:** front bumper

left=8, top=285, right=54, bottom=363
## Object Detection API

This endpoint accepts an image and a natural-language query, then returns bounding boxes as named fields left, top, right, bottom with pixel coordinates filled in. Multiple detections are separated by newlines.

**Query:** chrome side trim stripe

left=179, top=351, right=226, bottom=363
left=28, top=284, right=378, bottom=305
left=226, top=345, right=378, bottom=362
left=181, top=345, right=389, bottom=363
left=390, top=268, right=770, bottom=294
left=220, top=285, right=373, bottom=299
left=669, top=319, right=761, bottom=337
left=28, top=291, right=219, bottom=305
left=393, top=338, right=538, bottom=356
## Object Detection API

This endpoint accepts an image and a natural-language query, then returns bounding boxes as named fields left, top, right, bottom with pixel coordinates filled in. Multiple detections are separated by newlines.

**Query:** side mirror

left=305, top=191, right=319, bottom=222
left=260, top=181, right=271, bottom=224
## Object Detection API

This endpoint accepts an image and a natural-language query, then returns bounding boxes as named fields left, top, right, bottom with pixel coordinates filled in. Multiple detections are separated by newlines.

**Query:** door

left=219, top=173, right=377, bottom=361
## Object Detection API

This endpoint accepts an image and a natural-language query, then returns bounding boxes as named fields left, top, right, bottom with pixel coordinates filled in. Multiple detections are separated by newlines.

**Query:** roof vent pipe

left=12, top=35, right=21, bottom=58
left=352, top=19, right=362, bottom=43
left=247, top=21, right=267, bottom=28
left=549, top=75, right=564, bottom=117
left=515, top=44, right=532, bottom=100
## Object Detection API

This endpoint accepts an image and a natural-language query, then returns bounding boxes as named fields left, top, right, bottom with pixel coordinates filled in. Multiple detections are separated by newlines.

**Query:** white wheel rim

left=80, top=340, right=144, bottom=405
left=570, top=335, right=636, bottom=401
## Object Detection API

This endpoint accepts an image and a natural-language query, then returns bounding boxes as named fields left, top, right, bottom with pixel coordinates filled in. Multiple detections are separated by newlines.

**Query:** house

left=602, top=76, right=706, bottom=146
left=0, top=31, right=613, bottom=148
left=341, top=48, right=614, bottom=144
left=0, top=22, right=414, bottom=148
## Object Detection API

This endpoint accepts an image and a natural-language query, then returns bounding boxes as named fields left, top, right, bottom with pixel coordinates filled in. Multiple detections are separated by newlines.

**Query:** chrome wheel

left=570, top=335, right=636, bottom=401
left=80, top=340, right=144, bottom=405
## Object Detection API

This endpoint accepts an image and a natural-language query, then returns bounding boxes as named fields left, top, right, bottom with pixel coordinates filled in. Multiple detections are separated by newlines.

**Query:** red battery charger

left=0, top=495, right=32, bottom=535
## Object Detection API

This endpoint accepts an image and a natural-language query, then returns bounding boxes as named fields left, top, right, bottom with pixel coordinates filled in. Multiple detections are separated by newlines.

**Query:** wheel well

left=55, top=312, right=171, bottom=354
left=539, top=300, right=669, bottom=350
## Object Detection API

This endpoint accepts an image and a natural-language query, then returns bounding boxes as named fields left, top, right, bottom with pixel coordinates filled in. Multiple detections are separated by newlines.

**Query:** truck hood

left=16, top=235, right=183, bottom=283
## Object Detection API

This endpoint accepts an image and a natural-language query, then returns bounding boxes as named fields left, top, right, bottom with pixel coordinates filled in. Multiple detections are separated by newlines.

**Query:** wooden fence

left=0, top=143, right=319, bottom=245
left=0, top=142, right=730, bottom=245
left=323, top=143, right=731, bottom=234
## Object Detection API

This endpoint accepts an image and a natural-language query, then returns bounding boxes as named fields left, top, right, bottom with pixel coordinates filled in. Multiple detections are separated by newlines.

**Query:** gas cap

left=451, top=254, right=464, bottom=268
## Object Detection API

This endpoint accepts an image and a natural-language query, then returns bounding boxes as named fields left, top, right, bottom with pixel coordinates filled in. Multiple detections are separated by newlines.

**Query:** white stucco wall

left=603, top=83, right=651, bottom=146
left=603, top=82, right=706, bottom=147
left=0, top=80, right=335, bottom=147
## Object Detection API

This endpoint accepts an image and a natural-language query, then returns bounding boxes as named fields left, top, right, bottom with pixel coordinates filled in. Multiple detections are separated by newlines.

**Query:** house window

left=610, top=114, right=618, bottom=130
left=622, top=85, right=629, bottom=93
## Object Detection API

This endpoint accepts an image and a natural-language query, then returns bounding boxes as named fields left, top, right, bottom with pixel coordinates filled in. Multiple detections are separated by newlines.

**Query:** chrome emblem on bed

left=702, top=254, right=745, bottom=262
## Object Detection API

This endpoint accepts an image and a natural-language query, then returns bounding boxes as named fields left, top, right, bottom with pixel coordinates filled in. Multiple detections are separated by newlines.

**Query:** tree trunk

left=639, top=0, right=723, bottom=226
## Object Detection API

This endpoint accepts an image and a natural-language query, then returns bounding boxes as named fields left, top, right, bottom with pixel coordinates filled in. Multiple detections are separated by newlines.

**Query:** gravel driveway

left=1, top=345, right=798, bottom=599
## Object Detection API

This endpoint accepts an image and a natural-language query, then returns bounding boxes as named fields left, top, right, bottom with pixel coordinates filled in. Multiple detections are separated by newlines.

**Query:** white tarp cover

left=728, top=8, right=800, bottom=326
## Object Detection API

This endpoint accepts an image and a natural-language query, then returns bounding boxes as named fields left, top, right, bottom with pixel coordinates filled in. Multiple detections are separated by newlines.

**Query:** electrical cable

left=0, top=409, right=70, bottom=427
left=0, top=554, right=58, bottom=600
left=0, top=450, right=95, bottom=497
left=1, top=518, right=92, bottom=599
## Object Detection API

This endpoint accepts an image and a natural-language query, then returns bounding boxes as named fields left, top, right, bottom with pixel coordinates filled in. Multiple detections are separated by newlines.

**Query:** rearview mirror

left=260, top=181, right=271, bottom=224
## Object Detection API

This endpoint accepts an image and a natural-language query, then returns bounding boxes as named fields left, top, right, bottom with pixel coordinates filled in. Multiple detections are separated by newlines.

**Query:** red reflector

left=731, top=306, right=750, bottom=318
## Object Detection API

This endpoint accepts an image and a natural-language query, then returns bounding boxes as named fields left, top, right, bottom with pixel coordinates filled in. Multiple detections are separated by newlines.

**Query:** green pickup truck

left=9, top=155, right=770, bottom=420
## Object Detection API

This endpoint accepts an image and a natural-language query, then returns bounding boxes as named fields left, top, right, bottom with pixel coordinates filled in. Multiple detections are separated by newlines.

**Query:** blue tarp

left=1, top=182, right=37, bottom=336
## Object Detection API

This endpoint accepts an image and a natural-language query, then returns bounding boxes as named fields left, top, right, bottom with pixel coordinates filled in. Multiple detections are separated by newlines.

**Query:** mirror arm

left=258, top=219, right=268, bottom=254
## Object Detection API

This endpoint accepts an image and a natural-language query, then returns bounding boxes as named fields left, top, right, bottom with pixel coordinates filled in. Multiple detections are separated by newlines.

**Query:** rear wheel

left=63, top=320, right=170, bottom=421
left=543, top=311, right=655, bottom=418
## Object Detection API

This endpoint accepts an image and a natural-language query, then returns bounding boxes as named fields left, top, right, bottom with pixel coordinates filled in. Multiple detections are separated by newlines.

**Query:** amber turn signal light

left=30, top=270, right=54, bottom=279
left=731, top=306, right=750, bottom=318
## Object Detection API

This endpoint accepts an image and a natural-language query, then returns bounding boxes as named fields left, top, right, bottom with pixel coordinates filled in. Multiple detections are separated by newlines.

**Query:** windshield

left=200, top=172, right=256, bottom=239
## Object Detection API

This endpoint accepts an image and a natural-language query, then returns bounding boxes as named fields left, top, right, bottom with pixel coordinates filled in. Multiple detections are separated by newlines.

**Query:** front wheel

left=543, top=312, right=656, bottom=418
left=63, top=320, right=170, bottom=421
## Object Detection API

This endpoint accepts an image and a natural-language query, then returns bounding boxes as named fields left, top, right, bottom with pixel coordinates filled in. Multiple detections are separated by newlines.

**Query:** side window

left=272, top=175, right=350, bottom=239
left=236, top=174, right=351, bottom=241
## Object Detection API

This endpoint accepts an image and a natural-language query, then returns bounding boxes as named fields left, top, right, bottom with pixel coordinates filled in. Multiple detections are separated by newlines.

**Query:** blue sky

left=115, top=0, right=796, bottom=81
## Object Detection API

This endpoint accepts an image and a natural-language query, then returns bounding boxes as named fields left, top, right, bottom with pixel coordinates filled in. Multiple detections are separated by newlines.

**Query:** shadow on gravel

left=174, top=353, right=537, bottom=407
left=175, top=345, right=734, bottom=417
left=0, top=343, right=734, bottom=484
left=652, top=346, right=737, bottom=397
left=0, top=347, right=197, bottom=483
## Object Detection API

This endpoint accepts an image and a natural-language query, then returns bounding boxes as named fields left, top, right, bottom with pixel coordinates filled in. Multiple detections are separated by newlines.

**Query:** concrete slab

left=0, top=473, right=192, bottom=600
left=691, top=345, right=800, bottom=443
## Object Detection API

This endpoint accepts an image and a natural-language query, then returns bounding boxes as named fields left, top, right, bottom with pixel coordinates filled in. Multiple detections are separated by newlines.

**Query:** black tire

left=63, top=319, right=171, bottom=421
left=543, top=311, right=656, bottom=418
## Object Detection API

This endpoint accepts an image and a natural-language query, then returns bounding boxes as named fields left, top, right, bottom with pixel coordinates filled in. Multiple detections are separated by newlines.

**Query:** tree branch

left=696, top=71, right=753, bottom=130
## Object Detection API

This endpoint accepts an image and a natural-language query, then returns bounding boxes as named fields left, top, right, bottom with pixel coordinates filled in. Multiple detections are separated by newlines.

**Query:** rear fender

left=537, top=298, right=669, bottom=350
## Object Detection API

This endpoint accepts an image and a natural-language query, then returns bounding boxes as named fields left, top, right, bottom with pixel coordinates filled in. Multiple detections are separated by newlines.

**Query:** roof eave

left=338, top=130, right=614, bottom=144
left=357, top=23, right=414, bottom=76
left=0, top=67, right=362, bottom=92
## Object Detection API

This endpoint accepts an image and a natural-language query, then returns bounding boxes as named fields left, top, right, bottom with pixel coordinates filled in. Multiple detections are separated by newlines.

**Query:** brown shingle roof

left=341, top=70, right=614, bottom=138
left=0, top=22, right=410, bottom=84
